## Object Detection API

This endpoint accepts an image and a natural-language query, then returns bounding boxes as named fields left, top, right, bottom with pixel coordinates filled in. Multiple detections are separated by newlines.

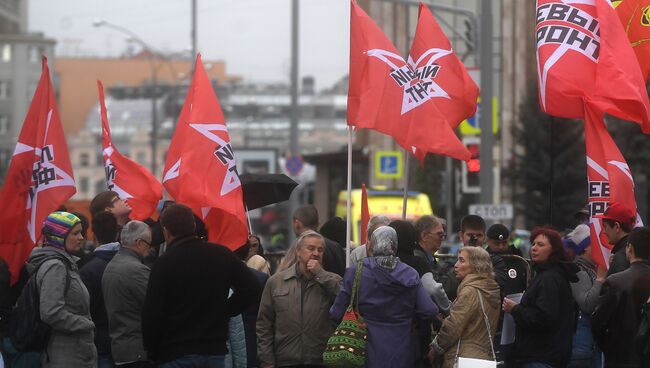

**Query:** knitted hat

left=42, top=211, right=81, bottom=249
left=563, top=224, right=591, bottom=256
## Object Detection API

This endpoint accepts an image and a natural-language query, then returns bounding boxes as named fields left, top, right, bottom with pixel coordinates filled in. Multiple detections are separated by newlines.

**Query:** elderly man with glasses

left=102, top=220, right=155, bottom=368
left=414, top=216, right=456, bottom=300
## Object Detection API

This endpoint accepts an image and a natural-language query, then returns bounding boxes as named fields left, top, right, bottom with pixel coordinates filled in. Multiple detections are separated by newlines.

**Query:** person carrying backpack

left=24, top=212, right=96, bottom=367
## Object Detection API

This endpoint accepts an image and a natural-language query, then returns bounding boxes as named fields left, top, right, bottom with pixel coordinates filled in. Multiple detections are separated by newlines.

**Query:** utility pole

left=191, top=0, right=197, bottom=75
left=479, top=0, right=494, bottom=205
left=287, top=0, right=300, bottom=241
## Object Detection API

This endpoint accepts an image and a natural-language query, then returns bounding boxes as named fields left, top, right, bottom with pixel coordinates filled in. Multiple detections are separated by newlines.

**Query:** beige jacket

left=256, top=264, right=341, bottom=367
left=432, top=273, right=501, bottom=368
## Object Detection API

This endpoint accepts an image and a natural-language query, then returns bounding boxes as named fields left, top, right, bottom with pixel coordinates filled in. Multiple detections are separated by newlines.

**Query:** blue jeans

left=159, top=355, right=225, bottom=368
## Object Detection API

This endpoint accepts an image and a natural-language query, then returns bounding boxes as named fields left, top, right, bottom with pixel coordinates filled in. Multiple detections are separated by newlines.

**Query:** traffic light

left=462, top=138, right=480, bottom=193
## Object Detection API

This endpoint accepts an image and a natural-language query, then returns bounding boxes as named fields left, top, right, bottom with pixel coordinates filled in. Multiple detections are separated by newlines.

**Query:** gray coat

left=102, top=247, right=150, bottom=363
left=28, top=247, right=97, bottom=368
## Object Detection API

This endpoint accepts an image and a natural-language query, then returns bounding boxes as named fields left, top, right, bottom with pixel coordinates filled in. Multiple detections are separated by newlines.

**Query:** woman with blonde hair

left=429, top=246, right=500, bottom=368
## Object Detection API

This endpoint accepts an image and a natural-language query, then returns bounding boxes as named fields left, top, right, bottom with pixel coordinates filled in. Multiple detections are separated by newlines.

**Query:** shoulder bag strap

left=349, top=261, right=363, bottom=313
left=476, top=289, right=497, bottom=361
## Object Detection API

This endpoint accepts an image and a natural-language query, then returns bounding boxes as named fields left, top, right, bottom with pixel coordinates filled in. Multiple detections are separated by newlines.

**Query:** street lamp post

left=93, top=19, right=161, bottom=176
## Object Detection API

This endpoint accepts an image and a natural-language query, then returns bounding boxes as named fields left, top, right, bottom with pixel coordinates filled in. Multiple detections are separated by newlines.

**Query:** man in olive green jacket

left=257, top=230, right=342, bottom=368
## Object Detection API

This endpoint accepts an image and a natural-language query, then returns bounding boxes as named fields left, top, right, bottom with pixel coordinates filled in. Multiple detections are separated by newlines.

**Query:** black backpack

left=9, top=256, right=71, bottom=352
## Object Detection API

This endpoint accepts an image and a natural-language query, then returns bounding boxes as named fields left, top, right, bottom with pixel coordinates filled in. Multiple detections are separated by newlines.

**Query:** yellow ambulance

left=335, top=188, right=433, bottom=245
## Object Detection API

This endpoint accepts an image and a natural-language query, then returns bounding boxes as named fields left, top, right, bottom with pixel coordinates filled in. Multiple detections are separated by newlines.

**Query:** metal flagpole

left=402, top=152, right=410, bottom=220
left=346, top=127, right=353, bottom=267
left=245, top=204, right=252, bottom=234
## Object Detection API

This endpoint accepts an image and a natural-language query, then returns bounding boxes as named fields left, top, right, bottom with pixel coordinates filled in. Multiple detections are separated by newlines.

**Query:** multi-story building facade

left=0, top=0, right=56, bottom=183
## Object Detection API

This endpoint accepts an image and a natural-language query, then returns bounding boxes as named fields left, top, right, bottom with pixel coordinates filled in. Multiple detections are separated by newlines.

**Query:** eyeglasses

left=426, top=231, right=447, bottom=239
left=138, top=238, right=151, bottom=247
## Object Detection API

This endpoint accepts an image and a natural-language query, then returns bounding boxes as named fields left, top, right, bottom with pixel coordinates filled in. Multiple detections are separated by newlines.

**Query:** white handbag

left=454, top=289, right=498, bottom=368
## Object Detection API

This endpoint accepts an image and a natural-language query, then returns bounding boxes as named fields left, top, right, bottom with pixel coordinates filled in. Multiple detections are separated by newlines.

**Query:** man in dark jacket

left=292, top=205, right=345, bottom=276
left=602, top=202, right=636, bottom=276
left=592, top=226, right=650, bottom=367
left=103, top=220, right=153, bottom=367
left=486, top=224, right=528, bottom=296
left=79, top=211, right=120, bottom=368
left=142, top=204, right=260, bottom=367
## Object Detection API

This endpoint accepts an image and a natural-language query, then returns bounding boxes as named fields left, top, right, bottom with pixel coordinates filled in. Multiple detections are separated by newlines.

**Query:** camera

left=468, top=234, right=479, bottom=247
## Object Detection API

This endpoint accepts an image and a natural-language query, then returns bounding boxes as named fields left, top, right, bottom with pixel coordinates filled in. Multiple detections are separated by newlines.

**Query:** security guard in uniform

left=485, top=224, right=530, bottom=368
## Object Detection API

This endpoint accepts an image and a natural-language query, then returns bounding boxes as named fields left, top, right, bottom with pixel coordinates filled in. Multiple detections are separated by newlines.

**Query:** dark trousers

left=118, top=360, right=156, bottom=368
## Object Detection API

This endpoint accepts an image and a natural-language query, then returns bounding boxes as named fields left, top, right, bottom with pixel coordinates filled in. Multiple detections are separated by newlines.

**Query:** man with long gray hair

left=102, top=220, right=154, bottom=367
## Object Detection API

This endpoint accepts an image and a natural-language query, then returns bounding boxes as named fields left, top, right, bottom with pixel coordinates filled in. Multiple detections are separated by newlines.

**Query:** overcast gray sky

left=29, top=0, right=350, bottom=90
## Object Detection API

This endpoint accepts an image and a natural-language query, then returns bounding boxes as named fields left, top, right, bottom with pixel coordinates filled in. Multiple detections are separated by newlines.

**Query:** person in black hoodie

left=142, top=204, right=260, bottom=367
left=79, top=211, right=120, bottom=368
left=502, top=226, right=578, bottom=368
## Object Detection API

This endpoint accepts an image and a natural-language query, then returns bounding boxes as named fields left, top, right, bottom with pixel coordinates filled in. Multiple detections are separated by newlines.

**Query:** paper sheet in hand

left=500, top=292, right=523, bottom=345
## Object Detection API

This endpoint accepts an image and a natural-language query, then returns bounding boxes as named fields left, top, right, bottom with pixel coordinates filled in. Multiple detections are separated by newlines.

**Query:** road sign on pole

left=375, top=151, right=403, bottom=179
left=469, top=203, right=513, bottom=220
left=285, top=155, right=303, bottom=176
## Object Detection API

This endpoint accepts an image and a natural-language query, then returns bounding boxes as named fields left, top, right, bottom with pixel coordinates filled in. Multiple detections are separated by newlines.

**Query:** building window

left=28, top=46, right=44, bottom=63
left=0, top=115, right=9, bottom=135
left=0, top=81, right=10, bottom=99
left=26, top=82, right=37, bottom=99
left=95, top=180, right=106, bottom=196
left=80, top=153, right=90, bottom=167
left=79, top=177, right=89, bottom=193
left=1, top=44, right=10, bottom=63
left=97, top=153, right=104, bottom=166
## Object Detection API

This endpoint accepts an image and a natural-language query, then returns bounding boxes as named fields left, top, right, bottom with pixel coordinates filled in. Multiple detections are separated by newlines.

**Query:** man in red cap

left=602, top=202, right=636, bottom=275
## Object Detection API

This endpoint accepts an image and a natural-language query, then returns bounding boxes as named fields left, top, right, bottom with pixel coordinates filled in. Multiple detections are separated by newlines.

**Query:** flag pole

left=346, top=127, right=353, bottom=268
left=402, top=151, right=410, bottom=220
left=244, top=203, right=252, bottom=234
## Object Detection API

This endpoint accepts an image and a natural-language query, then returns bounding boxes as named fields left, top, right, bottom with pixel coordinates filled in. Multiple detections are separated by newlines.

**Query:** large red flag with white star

left=0, top=58, right=76, bottom=283
left=98, top=81, right=162, bottom=221
left=536, top=0, right=650, bottom=132
left=408, top=3, right=479, bottom=161
left=162, top=54, right=247, bottom=250
left=347, top=0, right=470, bottom=162
left=584, top=103, right=640, bottom=269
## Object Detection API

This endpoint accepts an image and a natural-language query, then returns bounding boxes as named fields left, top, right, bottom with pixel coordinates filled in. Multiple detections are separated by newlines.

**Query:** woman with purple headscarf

left=27, top=211, right=97, bottom=367
left=329, top=226, right=438, bottom=368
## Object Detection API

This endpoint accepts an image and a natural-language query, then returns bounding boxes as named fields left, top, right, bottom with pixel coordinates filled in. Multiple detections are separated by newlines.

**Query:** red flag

left=614, top=0, right=650, bottom=81
left=97, top=81, right=162, bottom=221
left=162, top=54, right=247, bottom=250
left=408, top=3, right=479, bottom=130
left=0, top=58, right=76, bottom=283
left=360, top=183, right=369, bottom=244
left=584, top=103, right=640, bottom=269
left=536, top=0, right=650, bottom=132
left=347, top=0, right=470, bottom=162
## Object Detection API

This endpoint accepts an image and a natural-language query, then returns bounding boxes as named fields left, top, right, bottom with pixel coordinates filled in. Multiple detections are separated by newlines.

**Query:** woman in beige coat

left=429, top=246, right=500, bottom=368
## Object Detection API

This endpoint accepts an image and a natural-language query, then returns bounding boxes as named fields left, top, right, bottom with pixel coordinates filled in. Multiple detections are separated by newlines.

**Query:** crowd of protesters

left=0, top=191, right=649, bottom=368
